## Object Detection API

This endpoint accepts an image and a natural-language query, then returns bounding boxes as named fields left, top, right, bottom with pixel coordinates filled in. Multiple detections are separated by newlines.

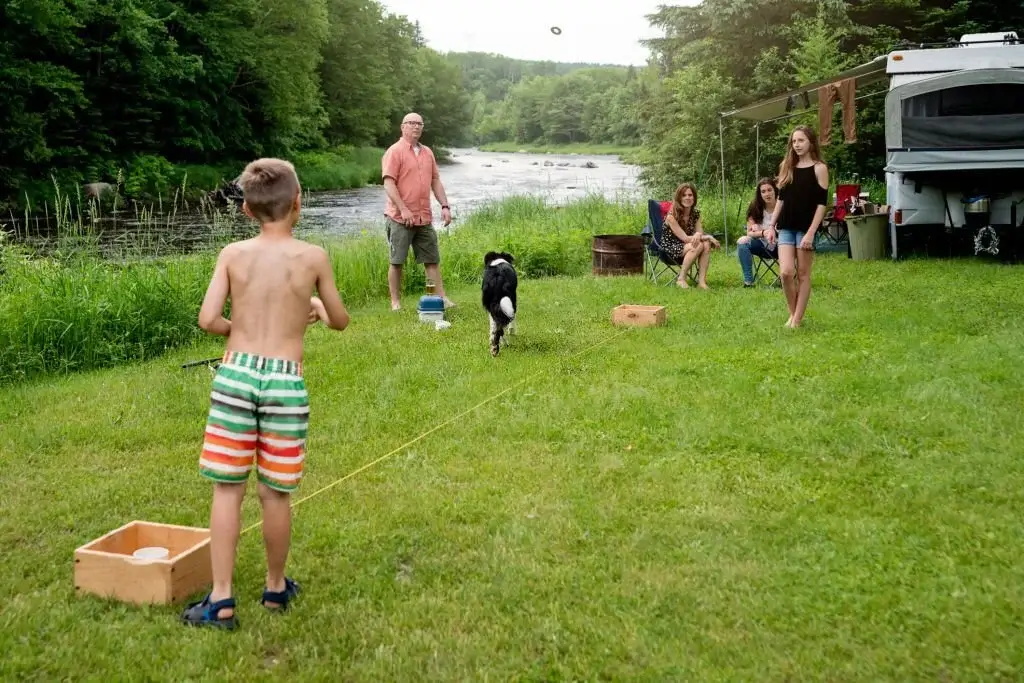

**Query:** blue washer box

left=417, top=295, right=445, bottom=323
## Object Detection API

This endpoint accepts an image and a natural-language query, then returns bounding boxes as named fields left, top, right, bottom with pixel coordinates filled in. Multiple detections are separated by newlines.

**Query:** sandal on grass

left=180, top=595, right=238, bottom=630
left=261, top=577, right=301, bottom=611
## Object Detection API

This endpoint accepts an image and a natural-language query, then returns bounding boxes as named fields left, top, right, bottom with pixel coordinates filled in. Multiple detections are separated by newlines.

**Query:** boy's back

left=222, top=236, right=325, bottom=362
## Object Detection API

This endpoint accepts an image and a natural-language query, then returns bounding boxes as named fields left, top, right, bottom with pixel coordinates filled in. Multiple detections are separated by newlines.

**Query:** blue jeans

left=737, top=238, right=778, bottom=284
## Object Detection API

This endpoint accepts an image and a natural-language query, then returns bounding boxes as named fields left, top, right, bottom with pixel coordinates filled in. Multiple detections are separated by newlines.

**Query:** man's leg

left=386, top=218, right=410, bottom=310
left=388, top=265, right=403, bottom=310
left=416, top=225, right=455, bottom=307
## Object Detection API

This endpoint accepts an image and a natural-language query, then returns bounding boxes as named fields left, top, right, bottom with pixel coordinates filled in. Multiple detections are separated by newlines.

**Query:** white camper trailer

left=885, top=32, right=1024, bottom=258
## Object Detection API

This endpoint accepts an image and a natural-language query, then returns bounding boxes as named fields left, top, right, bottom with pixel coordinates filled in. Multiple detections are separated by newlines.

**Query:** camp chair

left=752, top=246, right=780, bottom=286
left=641, top=199, right=697, bottom=286
left=820, top=183, right=860, bottom=246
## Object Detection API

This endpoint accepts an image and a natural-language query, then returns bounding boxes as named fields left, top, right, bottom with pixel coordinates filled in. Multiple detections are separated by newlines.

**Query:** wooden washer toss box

left=611, top=304, right=666, bottom=327
left=74, top=520, right=211, bottom=605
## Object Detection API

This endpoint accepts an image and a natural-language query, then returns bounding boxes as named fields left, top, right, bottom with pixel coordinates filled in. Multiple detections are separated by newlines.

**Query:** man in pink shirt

left=382, top=112, right=455, bottom=311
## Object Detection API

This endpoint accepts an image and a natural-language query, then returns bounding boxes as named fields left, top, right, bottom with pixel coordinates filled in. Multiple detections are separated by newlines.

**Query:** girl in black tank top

left=765, top=125, right=829, bottom=329
left=777, top=165, right=828, bottom=236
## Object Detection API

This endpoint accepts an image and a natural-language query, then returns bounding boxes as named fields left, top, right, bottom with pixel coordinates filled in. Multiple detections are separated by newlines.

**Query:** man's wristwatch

left=441, top=204, right=449, bottom=210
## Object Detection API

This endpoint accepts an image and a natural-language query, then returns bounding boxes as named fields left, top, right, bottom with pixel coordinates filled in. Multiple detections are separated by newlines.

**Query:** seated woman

left=736, top=178, right=780, bottom=287
left=661, top=182, right=720, bottom=289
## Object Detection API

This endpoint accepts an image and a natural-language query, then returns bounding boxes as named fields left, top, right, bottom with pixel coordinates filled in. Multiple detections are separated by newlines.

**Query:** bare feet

left=391, top=302, right=401, bottom=311
left=698, top=282, right=709, bottom=290
left=785, top=316, right=794, bottom=328
left=676, top=280, right=689, bottom=289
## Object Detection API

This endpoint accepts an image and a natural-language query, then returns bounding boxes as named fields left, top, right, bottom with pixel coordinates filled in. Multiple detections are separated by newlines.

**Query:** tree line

left=2, top=0, right=1021, bottom=210
left=0, top=0, right=473, bottom=209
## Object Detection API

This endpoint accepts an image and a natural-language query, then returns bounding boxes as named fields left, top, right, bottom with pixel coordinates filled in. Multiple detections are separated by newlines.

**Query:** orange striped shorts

left=199, top=352, right=309, bottom=493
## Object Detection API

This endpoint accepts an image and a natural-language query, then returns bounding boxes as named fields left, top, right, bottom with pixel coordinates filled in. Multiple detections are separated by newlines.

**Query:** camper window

left=902, top=84, right=1024, bottom=118
left=901, top=83, right=1024, bottom=149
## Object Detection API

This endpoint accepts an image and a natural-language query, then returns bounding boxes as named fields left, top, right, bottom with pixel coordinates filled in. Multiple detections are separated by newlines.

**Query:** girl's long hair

left=777, top=125, right=823, bottom=188
left=746, top=177, right=778, bottom=224
left=671, top=182, right=698, bottom=234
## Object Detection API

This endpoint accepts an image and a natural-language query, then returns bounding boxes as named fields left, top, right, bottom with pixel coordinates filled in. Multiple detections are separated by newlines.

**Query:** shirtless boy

left=181, top=158, right=349, bottom=630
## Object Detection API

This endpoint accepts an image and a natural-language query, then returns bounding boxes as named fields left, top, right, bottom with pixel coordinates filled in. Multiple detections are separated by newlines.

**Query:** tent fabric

left=720, top=55, right=888, bottom=123
left=884, top=68, right=1024, bottom=149
left=885, top=148, right=1024, bottom=173
left=902, top=114, right=1024, bottom=149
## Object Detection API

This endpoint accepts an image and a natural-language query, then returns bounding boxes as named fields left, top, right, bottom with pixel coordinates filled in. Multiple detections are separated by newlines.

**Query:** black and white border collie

left=481, top=251, right=517, bottom=357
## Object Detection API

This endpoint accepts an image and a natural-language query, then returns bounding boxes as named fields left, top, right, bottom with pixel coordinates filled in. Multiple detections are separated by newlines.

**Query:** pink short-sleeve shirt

left=382, top=139, right=440, bottom=225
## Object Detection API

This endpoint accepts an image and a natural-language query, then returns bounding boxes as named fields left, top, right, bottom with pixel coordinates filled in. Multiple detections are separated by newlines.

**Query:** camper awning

left=720, top=55, right=889, bottom=123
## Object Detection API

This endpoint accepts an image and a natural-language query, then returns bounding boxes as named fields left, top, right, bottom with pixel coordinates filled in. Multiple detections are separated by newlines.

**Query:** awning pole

left=720, top=116, right=728, bottom=255
left=755, top=123, right=760, bottom=181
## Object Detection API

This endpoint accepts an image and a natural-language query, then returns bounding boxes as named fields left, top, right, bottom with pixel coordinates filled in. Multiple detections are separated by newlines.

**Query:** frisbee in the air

left=550, top=26, right=562, bottom=35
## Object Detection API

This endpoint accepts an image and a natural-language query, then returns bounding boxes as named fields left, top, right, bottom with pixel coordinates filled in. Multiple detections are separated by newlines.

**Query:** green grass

left=479, top=141, right=642, bottom=161
left=0, top=195, right=648, bottom=383
left=2, top=255, right=1024, bottom=680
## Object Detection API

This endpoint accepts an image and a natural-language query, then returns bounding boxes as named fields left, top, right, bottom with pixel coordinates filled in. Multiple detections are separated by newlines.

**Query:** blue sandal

left=180, top=594, right=238, bottom=630
left=261, top=577, right=301, bottom=611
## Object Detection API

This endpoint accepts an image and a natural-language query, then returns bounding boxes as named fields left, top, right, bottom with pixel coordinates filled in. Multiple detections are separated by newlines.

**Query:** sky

left=380, top=0, right=685, bottom=66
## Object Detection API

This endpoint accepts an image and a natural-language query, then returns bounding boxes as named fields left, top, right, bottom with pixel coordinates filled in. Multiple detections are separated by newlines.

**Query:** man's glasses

left=403, top=121, right=424, bottom=127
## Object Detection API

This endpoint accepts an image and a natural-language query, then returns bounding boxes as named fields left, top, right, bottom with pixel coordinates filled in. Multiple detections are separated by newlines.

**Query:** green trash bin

left=846, top=213, right=888, bottom=260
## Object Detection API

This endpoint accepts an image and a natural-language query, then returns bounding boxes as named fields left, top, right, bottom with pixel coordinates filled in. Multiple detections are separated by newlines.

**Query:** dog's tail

left=499, top=296, right=515, bottom=319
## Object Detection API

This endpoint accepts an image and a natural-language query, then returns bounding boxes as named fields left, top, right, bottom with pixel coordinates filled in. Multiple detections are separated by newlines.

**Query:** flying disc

left=550, top=26, right=562, bottom=35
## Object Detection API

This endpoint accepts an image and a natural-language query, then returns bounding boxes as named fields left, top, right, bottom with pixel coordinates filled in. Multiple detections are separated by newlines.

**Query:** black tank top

left=778, top=165, right=828, bottom=232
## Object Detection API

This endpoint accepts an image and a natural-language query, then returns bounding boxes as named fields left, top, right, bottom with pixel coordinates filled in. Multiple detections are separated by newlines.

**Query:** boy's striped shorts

left=199, top=351, right=309, bottom=493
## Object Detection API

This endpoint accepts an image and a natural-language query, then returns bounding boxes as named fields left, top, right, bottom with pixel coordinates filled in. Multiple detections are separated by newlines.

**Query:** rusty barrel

left=592, top=234, right=644, bottom=276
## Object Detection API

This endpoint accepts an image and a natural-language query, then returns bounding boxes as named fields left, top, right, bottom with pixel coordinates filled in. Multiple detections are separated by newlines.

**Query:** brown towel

left=818, top=78, right=857, bottom=145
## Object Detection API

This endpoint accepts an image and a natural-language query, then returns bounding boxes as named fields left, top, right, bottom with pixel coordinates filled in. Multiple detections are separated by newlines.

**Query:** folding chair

left=819, top=183, right=860, bottom=246
left=641, top=199, right=697, bottom=286
left=752, top=249, right=780, bottom=286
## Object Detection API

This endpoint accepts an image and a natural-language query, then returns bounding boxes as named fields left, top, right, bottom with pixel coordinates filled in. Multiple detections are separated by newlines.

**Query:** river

left=297, top=148, right=643, bottom=237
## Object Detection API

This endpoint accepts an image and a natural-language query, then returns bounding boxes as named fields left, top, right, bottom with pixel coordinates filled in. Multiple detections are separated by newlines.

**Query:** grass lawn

left=2, top=253, right=1024, bottom=680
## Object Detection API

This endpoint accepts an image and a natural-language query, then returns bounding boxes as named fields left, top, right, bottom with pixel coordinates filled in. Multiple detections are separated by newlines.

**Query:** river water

left=298, top=148, right=643, bottom=237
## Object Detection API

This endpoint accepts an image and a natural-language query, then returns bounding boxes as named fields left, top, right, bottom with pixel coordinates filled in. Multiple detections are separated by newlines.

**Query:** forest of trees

left=0, top=0, right=472, bottom=209
left=448, top=53, right=645, bottom=148
left=2, top=0, right=1022, bottom=210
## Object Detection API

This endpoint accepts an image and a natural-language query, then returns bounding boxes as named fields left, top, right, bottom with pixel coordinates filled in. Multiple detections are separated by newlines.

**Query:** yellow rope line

left=240, top=327, right=632, bottom=536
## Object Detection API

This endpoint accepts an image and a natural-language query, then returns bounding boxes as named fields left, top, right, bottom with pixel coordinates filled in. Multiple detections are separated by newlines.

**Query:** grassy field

left=0, top=196, right=649, bottom=383
left=479, top=142, right=642, bottom=162
left=2, top=253, right=1024, bottom=680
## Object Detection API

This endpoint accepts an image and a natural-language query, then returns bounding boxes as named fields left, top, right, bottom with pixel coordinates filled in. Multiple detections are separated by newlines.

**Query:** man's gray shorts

left=386, top=218, right=440, bottom=265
